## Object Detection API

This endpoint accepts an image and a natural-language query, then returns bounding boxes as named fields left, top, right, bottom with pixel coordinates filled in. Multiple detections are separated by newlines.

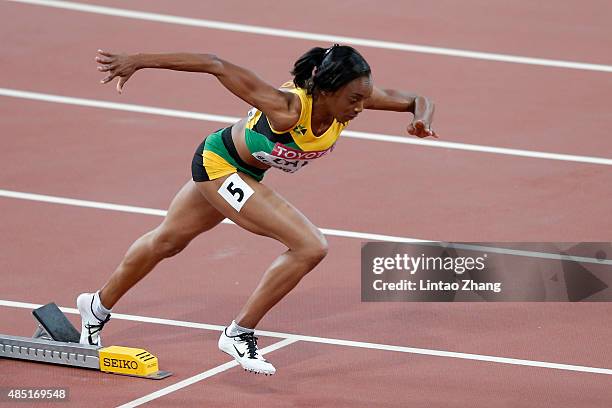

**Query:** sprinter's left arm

left=364, top=87, right=436, bottom=138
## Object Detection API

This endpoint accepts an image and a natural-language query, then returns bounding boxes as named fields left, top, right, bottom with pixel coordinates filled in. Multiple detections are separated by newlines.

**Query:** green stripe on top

left=245, top=128, right=300, bottom=154
left=204, top=128, right=265, bottom=181
left=203, top=128, right=240, bottom=168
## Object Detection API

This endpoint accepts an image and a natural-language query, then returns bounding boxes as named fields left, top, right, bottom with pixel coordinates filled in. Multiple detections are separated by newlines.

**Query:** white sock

left=227, top=320, right=254, bottom=336
left=92, top=291, right=111, bottom=320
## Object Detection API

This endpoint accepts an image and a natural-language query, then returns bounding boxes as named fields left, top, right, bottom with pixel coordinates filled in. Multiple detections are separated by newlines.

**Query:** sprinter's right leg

left=78, top=180, right=225, bottom=345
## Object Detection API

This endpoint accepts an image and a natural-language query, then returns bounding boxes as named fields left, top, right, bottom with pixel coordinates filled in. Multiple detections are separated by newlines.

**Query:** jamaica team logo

left=292, top=124, right=307, bottom=136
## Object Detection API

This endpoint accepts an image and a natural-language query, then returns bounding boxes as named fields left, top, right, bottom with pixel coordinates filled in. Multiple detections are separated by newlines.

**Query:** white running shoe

left=76, top=293, right=110, bottom=346
left=218, top=328, right=276, bottom=375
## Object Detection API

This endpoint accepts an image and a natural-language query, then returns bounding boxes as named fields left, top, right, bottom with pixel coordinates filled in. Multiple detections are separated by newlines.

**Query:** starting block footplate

left=0, top=303, right=172, bottom=380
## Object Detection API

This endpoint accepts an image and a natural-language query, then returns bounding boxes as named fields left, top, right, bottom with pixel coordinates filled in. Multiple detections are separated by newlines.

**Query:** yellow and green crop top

left=244, top=82, right=348, bottom=173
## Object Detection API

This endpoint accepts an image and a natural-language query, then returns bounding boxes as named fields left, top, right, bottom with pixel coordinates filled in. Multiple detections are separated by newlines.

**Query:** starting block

left=0, top=303, right=172, bottom=380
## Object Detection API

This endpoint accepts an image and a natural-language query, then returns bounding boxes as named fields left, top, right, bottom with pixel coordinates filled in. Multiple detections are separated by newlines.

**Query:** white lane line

left=2, top=300, right=611, bottom=376
left=0, top=300, right=221, bottom=332
left=2, top=88, right=612, bottom=166
left=344, top=130, right=612, bottom=166
left=0, top=88, right=239, bottom=125
left=0, top=189, right=168, bottom=217
left=116, top=338, right=298, bottom=408
left=1, top=189, right=611, bottom=266
left=6, top=0, right=612, bottom=73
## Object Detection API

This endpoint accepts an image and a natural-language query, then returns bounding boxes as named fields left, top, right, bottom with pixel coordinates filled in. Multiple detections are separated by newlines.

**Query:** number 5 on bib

left=217, top=173, right=255, bottom=212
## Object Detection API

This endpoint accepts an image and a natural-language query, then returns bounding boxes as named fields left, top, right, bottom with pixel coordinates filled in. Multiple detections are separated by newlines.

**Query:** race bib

left=218, top=173, right=254, bottom=212
left=252, top=143, right=334, bottom=173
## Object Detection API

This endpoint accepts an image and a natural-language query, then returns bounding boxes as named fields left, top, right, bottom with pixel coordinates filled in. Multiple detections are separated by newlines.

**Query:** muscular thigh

left=159, top=180, right=226, bottom=239
left=195, top=173, right=323, bottom=249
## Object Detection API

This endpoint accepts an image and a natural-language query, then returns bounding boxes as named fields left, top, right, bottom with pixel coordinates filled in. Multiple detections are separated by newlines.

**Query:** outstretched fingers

left=95, top=49, right=136, bottom=93
left=97, top=49, right=114, bottom=57
left=96, top=50, right=117, bottom=83
left=101, top=72, right=118, bottom=84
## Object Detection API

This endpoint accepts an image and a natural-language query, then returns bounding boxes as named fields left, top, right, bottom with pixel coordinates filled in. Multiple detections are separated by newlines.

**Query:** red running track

left=1, top=1, right=612, bottom=407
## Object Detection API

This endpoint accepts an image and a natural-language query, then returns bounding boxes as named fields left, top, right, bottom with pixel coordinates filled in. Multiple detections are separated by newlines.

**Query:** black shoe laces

left=86, top=295, right=111, bottom=338
left=85, top=314, right=111, bottom=336
left=237, top=332, right=259, bottom=359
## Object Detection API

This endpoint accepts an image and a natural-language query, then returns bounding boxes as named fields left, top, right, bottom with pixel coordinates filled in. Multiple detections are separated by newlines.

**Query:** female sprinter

left=77, top=44, right=436, bottom=375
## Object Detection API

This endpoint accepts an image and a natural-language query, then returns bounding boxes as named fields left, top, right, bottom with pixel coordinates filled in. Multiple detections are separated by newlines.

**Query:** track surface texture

left=1, top=1, right=611, bottom=407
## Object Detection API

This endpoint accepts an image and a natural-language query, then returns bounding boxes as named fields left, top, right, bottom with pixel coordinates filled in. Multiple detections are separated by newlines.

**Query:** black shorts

left=191, top=137, right=209, bottom=182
